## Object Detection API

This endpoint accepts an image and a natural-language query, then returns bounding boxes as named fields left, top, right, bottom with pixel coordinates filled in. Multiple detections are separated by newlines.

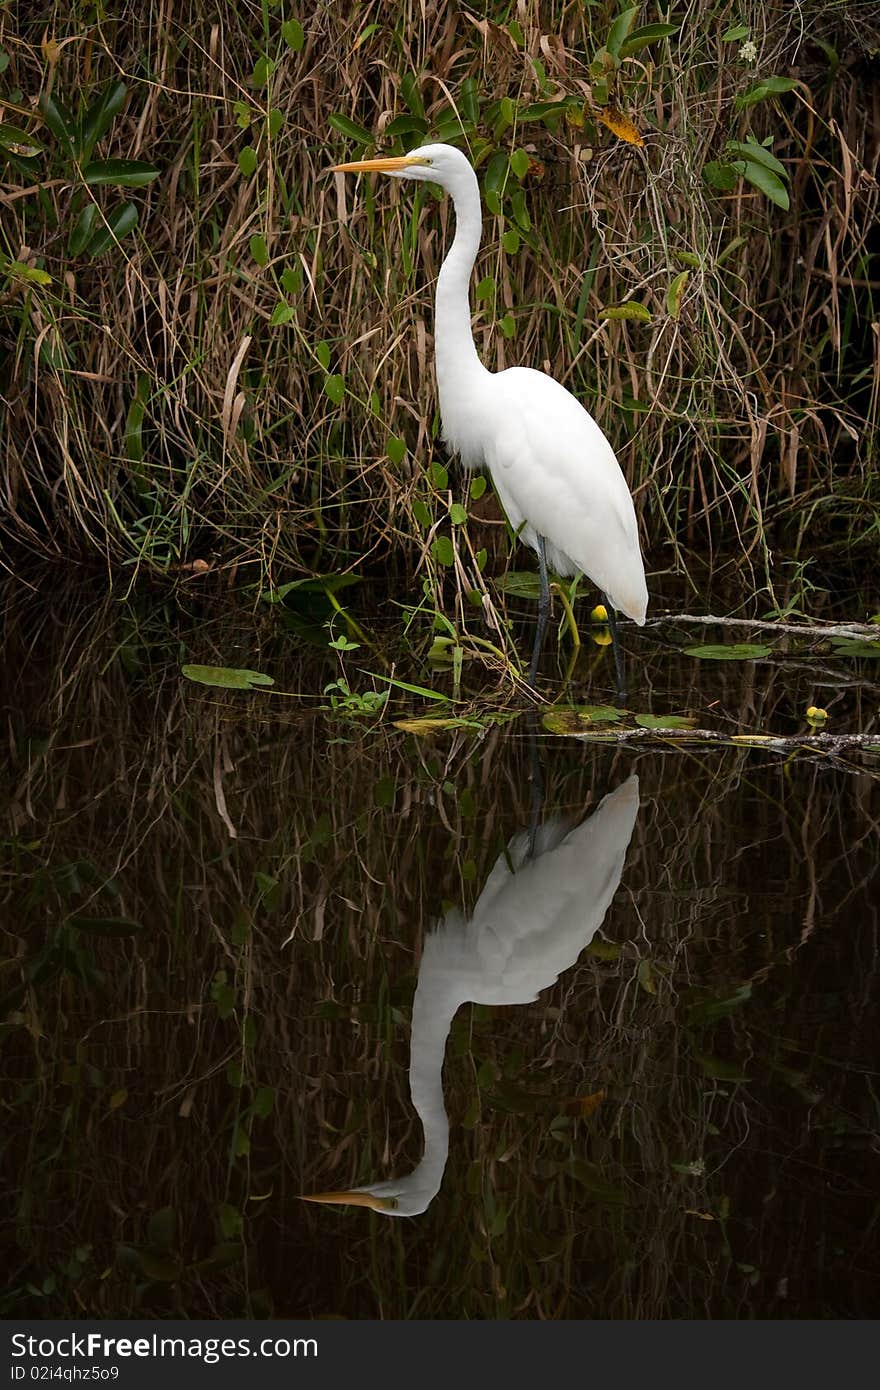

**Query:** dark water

left=2, top=584, right=878, bottom=1319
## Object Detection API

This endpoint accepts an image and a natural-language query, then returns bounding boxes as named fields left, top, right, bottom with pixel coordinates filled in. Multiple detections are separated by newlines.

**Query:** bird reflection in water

left=303, top=774, right=640, bottom=1217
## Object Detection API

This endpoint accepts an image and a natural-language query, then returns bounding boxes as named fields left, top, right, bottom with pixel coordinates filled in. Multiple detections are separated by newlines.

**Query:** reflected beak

left=300, top=1189, right=393, bottom=1211
left=330, top=155, right=421, bottom=174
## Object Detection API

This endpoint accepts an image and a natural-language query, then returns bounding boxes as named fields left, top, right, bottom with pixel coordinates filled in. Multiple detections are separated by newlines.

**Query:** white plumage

left=332, top=142, right=648, bottom=674
left=303, top=775, right=640, bottom=1217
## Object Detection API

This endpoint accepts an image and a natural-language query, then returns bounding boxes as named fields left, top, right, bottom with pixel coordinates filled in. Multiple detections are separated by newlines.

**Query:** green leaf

left=687, top=984, right=752, bottom=1026
left=694, top=1052, right=749, bottom=1082
left=412, top=499, right=431, bottom=528
left=83, top=159, right=160, bottom=188
left=721, top=24, right=749, bottom=41
left=281, top=266, right=301, bottom=294
left=400, top=73, right=426, bottom=120
left=328, top=113, right=373, bottom=145
left=0, top=122, right=44, bottom=156
left=703, top=160, right=739, bottom=192
left=268, top=109, right=284, bottom=138
left=619, top=22, right=679, bottom=58
left=270, top=302, right=294, bottom=325
left=87, top=203, right=139, bottom=258
left=250, top=56, right=273, bottom=88
left=543, top=705, right=624, bottom=734
left=281, top=19, right=304, bottom=51
left=6, top=260, right=52, bottom=286
left=385, top=114, right=428, bottom=139
left=509, top=147, right=529, bottom=179
left=510, top=189, right=530, bottom=231
left=666, top=270, right=689, bottom=319
left=829, top=639, right=880, bottom=658
left=387, top=434, right=407, bottom=464
left=470, top=475, right=487, bottom=500
left=432, top=535, right=455, bottom=566
left=725, top=139, right=787, bottom=178
left=633, top=713, right=697, bottom=729
left=499, top=313, right=516, bottom=338
left=683, top=643, right=771, bottom=661
left=502, top=228, right=520, bottom=255
left=238, top=147, right=258, bottom=176
left=429, top=460, right=448, bottom=489
left=599, top=301, right=652, bottom=321
left=39, top=93, right=76, bottom=155
left=449, top=502, right=467, bottom=525
left=124, top=372, right=150, bottom=463
left=252, top=1085, right=275, bottom=1118
left=79, top=80, right=127, bottom=159
left=675, top=250, right=702, bottom=268
left=735, top=77, right=800, bottom=110
left=496, top=570, right=541, bottom=597
left=460, top=76, right=480, bottom=123
left=249, top=233, right=269, bottom=266
left=476, top=274, right=495, bottom=301
left=181, top=664, right=275, bottom=689
left=323, top=373, right=345, bottom=404
left=735, top=159, right=790, bottom=210
left=518, top=100, right=571, bottom=122
left=483, top=150, right=508, bottom=195
left=316, top=340, right=331, bottom=369
left=68, top=202, right=98, bottom=256
left=606, top=6, right=640, bottom=59
left=637, top=958, right=657, bottom=995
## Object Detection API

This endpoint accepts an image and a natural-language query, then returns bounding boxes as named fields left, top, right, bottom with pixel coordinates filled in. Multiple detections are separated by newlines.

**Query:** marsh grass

left=1, top=585, right=878, bottom=1317
left=0, top=1, right=878, bottom=616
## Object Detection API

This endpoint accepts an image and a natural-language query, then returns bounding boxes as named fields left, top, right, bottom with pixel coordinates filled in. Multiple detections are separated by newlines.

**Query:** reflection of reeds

left=1, top=587, right=878, bottom=1317
left=1, top=4, right=878, bottom=599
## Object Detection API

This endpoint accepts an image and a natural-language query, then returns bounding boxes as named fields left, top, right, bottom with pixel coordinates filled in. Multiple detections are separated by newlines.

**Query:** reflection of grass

left=1, top=587, right=879, bottom=1317
left=1, top=3, right=878, bottom=610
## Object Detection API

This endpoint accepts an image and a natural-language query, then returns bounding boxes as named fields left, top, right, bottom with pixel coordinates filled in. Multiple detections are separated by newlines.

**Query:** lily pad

left=496, top=570, right=542, bottom=597
left=634, top=713, right=697, bottom=729
left=828, top=640, right=880, bottom=658
left=683, top=643, right=771, bottom=661
left=543, top=705, right=625, bottom=735
left=181, top=664, right=274, bottom=690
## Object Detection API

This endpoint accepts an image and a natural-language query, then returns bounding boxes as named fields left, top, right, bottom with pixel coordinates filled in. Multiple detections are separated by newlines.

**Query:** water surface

left=2, top=584, right=878, bottom=1318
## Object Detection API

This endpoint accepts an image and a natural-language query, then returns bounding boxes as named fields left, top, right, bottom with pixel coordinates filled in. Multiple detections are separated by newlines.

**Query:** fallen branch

left=555, top=726, right=880, bottom=755
left=646, top=613, right=878, bottom=640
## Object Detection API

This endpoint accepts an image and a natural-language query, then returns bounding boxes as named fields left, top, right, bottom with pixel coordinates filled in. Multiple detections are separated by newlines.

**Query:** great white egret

left=303, top=775, right=640, bottom=1217
left=331, top=143, right=648, bottom=691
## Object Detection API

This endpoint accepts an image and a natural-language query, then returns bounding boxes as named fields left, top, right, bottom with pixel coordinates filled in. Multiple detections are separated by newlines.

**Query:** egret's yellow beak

left=300, top=1189, right=395, bottom=1211
left=331, top=155, right=422, bottom=174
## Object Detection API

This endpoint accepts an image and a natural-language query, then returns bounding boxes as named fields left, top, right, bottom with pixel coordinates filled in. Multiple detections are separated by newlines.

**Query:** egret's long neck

left=406, top=968, right=461, bottom=1191
left=434, top=168, right=487, bottom=392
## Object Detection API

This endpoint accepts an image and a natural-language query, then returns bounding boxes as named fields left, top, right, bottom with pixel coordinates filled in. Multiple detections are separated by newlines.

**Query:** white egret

left=331, top=143, right=648, bottom=690
left=303, top=775, right=640, bottom=1217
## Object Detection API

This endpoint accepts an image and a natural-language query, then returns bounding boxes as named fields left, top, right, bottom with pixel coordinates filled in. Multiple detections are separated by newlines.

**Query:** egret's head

left=331, top=142, right=475, bottom=197
left=301, top=1173, right=437, bottom=1219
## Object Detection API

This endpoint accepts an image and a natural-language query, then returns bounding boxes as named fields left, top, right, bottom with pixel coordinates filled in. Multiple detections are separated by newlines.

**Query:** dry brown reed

left=0, top=2, right=878, bottom=610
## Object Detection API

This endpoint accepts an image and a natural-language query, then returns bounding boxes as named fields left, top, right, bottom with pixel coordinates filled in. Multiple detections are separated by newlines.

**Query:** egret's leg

left=528, top=535, right=551, bottom=685
left=603, top=595, right=628, bottom=704
left=526, top=710, right=544, bottom=859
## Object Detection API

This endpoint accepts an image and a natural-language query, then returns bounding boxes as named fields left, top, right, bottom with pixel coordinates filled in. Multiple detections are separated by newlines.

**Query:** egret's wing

left=469, top=776, right=640, bottom=1002
left=487, top=368, right=647, bottom=622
